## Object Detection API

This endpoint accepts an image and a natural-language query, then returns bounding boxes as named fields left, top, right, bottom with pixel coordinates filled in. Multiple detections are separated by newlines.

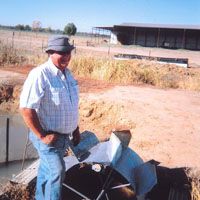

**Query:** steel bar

left=96, top=190, right=105, bottom=200
left=95, top=168, right=114, bottom=200
left=62, top=183, right=91, bottom=200
left=110, top=183, right=131, bottom=190
left=105, top=193, right=110, bottom=200
left=21, top=130, right=30, bottom=170
left=6, top=118, right=10, bottom=164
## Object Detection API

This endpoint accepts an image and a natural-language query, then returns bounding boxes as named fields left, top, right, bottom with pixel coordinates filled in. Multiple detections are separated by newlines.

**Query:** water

left=0, top=159, right=36, bottom=184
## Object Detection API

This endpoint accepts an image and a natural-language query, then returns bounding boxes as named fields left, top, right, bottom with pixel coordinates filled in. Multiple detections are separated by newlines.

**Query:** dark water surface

left=0, top=159, right=35, bottom=184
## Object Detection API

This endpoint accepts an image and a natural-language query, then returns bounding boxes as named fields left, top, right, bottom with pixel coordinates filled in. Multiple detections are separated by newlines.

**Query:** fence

left=0, top=114, right=37, bottom=164
left=0, top=29, right=49, bottom=54
left=0, top=29, right=111, bottom=53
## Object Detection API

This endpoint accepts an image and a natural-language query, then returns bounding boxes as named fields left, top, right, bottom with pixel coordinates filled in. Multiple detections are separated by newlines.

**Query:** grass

left=0, top=32, right=200, bottom=91
left=70, top=55, right=200, bottom=91
left=0, top=40, right=47, bottom=67
left=1, top=29, right=200, bottom=91
left=0, top=42, right=27, bottom=66
left=187, top=168, right=200, bottom=200
left=1, top=43, right=200, bottom=91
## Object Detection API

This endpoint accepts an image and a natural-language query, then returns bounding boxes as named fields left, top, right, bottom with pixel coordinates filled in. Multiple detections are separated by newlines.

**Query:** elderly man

left=20, top=35, right=80, bottom=200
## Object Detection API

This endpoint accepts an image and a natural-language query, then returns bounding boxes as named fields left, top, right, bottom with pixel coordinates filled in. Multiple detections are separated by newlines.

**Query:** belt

left=45, top=130, right=73, bottom=139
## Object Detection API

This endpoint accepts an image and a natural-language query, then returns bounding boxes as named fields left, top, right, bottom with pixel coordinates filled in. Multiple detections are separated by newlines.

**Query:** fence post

left=42, top=39, right=44, bottom=51
left=12, top=32, right=15, bottom=49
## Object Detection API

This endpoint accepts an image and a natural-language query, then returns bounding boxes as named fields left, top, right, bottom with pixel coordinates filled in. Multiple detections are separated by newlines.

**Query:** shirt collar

left=47, top=58, right=59, bottom=76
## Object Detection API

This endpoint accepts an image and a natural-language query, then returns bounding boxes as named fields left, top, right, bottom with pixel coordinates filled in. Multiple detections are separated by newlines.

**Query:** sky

left=0, top=0, right=200, bottom=32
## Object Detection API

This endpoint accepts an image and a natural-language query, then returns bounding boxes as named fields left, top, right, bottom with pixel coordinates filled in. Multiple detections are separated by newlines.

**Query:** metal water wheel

left=62, top=163, right=136, bottom=200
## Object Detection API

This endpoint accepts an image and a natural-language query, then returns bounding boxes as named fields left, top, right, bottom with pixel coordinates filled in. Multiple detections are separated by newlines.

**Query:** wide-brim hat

left=45, top=35, right=75, bottom=53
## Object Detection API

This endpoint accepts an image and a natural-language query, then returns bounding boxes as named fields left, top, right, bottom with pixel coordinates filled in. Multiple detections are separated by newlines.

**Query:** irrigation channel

left=0, top=114, right=37, bottom=186
left=0, top=159, right=35, bottom=184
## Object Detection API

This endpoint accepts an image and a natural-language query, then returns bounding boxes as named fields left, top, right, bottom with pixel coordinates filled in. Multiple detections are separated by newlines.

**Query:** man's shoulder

left=29, top=61, right=50, bottom=75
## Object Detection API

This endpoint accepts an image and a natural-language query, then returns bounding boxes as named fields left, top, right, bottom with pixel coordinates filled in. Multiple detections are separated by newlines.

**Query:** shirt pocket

left=50, top=87, right=67, bottom=105
left=69, top=81, right=79, bottom=103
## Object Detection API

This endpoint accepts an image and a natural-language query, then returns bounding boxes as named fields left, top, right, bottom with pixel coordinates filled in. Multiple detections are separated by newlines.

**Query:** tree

left=63, top=23, right=77, bottom=36
left=45, top=26, right=52, bottom=33
left=25, top=25, right=31, bottom=31
left=32, top=20, right=42, bottom=32
left=15, top=24, right=24, bottom=30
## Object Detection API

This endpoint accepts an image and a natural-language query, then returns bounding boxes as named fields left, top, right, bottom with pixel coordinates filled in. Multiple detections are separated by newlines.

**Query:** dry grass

left=0, top=42, right=200, bottom=91
left=0, top=42, right=27, bottom=66
left=70, top=55, right=200, bottom=91
left=0, top=30, right=200, bottom=91
left=0, top=40, right=47, bottom=67
left=0, top=182, right=33, bottom=200
left=187, top=168, right=200, bottom=200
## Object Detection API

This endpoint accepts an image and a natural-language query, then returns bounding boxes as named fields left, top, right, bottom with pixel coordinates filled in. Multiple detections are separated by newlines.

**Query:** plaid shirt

left=20, top=58, right=79, bottom=134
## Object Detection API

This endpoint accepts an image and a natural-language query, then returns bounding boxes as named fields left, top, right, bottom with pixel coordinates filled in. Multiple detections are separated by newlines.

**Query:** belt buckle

left=69, top=132, right=73, bottom=140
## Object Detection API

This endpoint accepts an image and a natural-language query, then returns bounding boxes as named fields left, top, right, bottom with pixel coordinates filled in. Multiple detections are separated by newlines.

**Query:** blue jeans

left=29, top=131, right=72, bottom=200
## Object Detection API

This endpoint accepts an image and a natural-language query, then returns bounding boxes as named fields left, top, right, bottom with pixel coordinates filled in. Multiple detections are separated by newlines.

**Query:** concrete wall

left=0, top=114, right=38, bottom=163
left=110, top=32, right=118, bottom=44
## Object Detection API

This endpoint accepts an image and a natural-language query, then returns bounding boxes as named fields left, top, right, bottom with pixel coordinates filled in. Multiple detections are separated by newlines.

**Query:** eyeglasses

left=55, top=51, right=71, bottom=56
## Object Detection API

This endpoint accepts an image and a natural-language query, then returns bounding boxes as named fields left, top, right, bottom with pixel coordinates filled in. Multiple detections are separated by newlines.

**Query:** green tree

left=15, top=24, right=24, bottom=30
left=63, top=23, right=77, bottom=36
left=45, top=26, right=52, bottom=33
left=25, top=25, right=31, bottom=31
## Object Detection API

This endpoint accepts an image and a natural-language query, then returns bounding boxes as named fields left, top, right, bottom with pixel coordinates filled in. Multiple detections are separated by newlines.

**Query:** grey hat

left=45, top=35, right=75, bottom=53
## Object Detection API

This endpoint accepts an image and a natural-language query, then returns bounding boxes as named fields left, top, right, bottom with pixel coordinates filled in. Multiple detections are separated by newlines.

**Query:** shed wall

left=114, top=27, right=200, bottom=50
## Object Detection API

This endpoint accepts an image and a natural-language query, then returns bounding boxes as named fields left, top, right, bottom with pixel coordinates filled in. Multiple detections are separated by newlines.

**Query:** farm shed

left=94, top=23, right=200, bottom=50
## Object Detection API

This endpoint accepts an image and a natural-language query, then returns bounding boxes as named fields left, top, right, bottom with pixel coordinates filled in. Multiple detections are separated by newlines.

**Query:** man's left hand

left=72, top=126, right=80, bottom=146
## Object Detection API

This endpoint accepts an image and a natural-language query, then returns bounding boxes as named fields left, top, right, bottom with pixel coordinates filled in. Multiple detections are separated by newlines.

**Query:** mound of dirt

left=79, top=85, right=200, bottom=168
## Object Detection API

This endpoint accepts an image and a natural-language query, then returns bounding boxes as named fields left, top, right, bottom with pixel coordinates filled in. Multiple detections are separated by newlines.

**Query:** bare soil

left=78, top=79, right=200, bottom=168
left=0, top=63, right=200, bottom=169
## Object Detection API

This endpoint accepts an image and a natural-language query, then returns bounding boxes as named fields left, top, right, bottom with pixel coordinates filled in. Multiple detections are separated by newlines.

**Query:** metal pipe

left=96, top=190, right=105, bottom=200
left=6, top=118, right=9, bottom=164
left=95, top=168, right=114, bottom=200
left=62, top=183, right=91, bottom=200
left=110, top=183, right=131, bottom=190
left=21, top=130, right=30, bottom=170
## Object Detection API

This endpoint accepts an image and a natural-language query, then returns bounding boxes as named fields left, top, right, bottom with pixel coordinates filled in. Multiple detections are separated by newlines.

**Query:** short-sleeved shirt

left=20, top=58, right=79, bottom=134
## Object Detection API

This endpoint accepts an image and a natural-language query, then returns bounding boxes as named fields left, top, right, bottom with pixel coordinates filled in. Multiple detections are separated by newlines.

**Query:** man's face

left=51, top=51, right=71, bottom=71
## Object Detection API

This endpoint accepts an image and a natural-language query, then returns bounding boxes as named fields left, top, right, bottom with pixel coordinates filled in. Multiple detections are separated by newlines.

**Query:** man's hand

left=72, top=127, right=80, bottom=146
left=41, top=133, right=58, bottom=145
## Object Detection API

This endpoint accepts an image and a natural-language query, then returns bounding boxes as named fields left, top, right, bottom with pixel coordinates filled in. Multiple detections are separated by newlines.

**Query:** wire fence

left=0, top=29, right=50, bottom=54
left=0, top=28, right=112, bottom=54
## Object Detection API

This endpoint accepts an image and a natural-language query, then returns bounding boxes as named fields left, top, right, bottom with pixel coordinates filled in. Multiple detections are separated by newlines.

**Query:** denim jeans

left=29, top=131, right=72, bottom=200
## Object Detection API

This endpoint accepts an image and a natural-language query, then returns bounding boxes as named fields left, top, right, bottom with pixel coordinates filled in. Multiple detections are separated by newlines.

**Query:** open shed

left=94, top=23, right=200, bottom=50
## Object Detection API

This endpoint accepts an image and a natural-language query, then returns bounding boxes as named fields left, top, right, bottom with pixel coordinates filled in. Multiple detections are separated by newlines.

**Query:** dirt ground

left=0, top=44, right=200, bottom=170
left=0, top=70, right=200, bottom=170
left=79, top=82, right=200, bottom=169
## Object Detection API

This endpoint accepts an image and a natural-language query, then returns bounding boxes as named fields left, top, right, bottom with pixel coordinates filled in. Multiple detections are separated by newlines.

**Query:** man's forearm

left=20, top=108, right=45, bottom=139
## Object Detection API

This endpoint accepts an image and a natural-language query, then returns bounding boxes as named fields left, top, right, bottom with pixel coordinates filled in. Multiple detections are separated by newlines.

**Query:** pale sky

left=0, top=0, right=200, bottom=32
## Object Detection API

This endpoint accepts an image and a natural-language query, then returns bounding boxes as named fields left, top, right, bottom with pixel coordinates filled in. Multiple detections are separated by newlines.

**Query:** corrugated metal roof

left=93, top=26, right=114, bottom=31
left=94, top=23, right=200, bottom=30
left=116, top=22, right=200, bottom=30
